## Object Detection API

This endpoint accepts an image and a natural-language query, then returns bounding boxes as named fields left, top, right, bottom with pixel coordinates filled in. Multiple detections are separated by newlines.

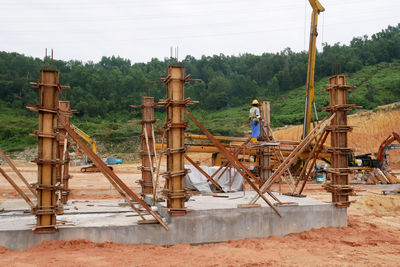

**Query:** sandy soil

left=0, top=162, right=400, bottom=266
left=274, top=105, right=400, bottom=157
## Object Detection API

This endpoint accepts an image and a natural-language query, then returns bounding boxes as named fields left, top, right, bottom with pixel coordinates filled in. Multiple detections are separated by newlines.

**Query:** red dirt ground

left=0, top=163, right=400, bottom=266
left=0, top=214, right=399, bottom=267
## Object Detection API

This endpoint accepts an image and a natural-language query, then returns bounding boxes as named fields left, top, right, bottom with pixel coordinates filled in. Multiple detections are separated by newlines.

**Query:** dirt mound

left=0, top=246, right=7, bottom=254
left=28, top=239, right=117, bottom=251
left=353, top=194, right=400, bottom=217
left=1, top=215, right=399, bottom=266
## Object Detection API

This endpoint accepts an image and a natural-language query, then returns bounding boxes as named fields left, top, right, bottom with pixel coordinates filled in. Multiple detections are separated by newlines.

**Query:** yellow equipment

left=70, top=124, right=113, bottom=173
left=251, top=99, right=259, bottom=105
left=302, top=0, right=325, bottom=139
left=70, top=124, right=98, bottom=154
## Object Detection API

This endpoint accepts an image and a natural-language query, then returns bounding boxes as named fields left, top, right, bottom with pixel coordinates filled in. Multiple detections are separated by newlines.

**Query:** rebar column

left=164, top=66, right=187, bottom=215
left=258, top=101, right=272, bottom=184
left=31, top=70, right=60, bottom=232
left=58, top=101, right=71, bottom=204
left=140, top=97, right=156, bottom=195
left=324, top=75, right=354, bottom=208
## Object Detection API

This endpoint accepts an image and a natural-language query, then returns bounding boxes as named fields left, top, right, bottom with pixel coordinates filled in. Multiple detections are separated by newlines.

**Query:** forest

left=1, top=24, right=400, bottom=152
left=1, top=24, right=400, bottom=116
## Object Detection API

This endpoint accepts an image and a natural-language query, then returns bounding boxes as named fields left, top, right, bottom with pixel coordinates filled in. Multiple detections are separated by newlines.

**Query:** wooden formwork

left=29, top=70, right=61, bottom=233
left=258, top=101, right=272, bottom=184
left=324, top=75, right=354, bottom=207
left=163, top=66, right=187, bottom=215
left=139, top=97, right=156, bottom=195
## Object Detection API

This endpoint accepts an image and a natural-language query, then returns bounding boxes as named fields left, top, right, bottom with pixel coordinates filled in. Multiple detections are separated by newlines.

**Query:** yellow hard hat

left=251, top=99, right=259, bottom=105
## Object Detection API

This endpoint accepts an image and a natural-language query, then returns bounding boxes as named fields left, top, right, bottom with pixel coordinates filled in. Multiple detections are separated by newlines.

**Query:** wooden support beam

left=298, top=131, right=329, bottom=195
left=153, top=123, right=167, bottom=201
left=260, top=124, right=295, bottom=191
left=184, top=109, right=282, bottom=217
left=151, top=125, right=159, bottom=189
left=210, top=138, right=251, bottom=180
left=143, top=127, right=155, bottom=191
left=0, top=148, right=36, bottom=197
left=184, top=154, right=223, bottom=192
left=294, top=129, right=329, bottom=191
left=0, top=167, right=35, bottom=209
left=62, top=123, right=169, bottom=230
left=259, top=101, right=271, bottom=184
left=249, top=114, right=335, bottom=205
left=58, top=100, right=71, bottom=204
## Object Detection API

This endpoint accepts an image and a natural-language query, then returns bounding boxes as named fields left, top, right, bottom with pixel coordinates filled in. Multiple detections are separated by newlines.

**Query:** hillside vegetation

left=0, top=24, right=400, bottom=152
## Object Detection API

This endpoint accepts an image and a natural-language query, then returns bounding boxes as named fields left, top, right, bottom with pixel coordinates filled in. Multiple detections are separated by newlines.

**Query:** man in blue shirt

left=249, top=100, right=261, bottom=143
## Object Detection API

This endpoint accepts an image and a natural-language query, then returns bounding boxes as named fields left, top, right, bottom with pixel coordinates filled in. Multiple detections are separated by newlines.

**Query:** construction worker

left=249, top=99, right=261, bottom=143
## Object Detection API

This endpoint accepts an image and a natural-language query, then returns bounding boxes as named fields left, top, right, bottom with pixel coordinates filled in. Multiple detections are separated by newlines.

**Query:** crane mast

left=302, top=0, right=325, bottom=139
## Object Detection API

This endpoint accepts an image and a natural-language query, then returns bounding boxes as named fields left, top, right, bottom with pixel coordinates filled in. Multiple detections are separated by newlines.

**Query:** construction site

left=1, top=0, right=400, bottom=266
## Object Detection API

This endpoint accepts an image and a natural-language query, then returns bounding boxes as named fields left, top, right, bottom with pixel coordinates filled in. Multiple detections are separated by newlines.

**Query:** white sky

left=1, top=0, right=399, bottom=63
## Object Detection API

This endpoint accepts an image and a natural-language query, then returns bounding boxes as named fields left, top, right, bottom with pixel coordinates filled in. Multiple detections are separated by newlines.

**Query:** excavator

left=70, top=124, right=118, bottom=173
left=350, top=131, right=400, bottom=171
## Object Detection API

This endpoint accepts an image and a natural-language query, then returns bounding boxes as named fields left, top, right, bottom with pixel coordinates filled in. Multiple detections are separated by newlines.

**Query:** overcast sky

left=1, top=0, right=399, bottom=63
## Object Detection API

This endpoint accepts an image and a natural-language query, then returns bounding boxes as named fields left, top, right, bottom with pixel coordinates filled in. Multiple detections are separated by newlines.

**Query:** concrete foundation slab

left=0, top=192, right=347, bottom=250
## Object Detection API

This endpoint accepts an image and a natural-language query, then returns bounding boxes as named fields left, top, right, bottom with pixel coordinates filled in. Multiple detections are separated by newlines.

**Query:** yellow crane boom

left=302, top=0, right=325, bottom=139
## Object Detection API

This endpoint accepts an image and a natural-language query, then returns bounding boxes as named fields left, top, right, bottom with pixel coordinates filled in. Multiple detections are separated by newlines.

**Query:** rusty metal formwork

left=136, top=97, right=157, bottom=195
left=324, top=75, right=354, bottom=208
left=28, top=70, right=63, bottom=233
left=58, top=101, right=72, bottom=204
left=162, top=66, right=188, bottom=215
left=258, top=101, right=273, bottom=184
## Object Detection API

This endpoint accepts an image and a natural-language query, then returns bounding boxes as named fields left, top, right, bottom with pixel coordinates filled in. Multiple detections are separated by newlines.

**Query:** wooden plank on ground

left=373, top=168, right=389, bottom=184
left=386, top=172, right=400, bottom=184
left=237, top=204, right=261, bottom=208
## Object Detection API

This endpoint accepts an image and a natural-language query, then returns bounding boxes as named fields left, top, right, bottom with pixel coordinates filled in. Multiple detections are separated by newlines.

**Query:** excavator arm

left=376, top=131, right=400, bottom=163
left=302, top=0, right=325, bottom=139
left=70, top=124, right=98, bottom=154
left=69, top=124, right=116, bottom=173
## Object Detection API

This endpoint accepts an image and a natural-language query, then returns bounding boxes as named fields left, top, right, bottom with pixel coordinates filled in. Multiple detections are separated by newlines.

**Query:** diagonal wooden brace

left=184, top=154, right=224, bottom=192
left=249, top=114, right=335, bottom=205
left=0, top=167, right=35, bottom=209
left=184, top=109, right=282, bottom=217
left=0, top=148, right=37, bottom=197
left=62, top=123, right=168, bottom=230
